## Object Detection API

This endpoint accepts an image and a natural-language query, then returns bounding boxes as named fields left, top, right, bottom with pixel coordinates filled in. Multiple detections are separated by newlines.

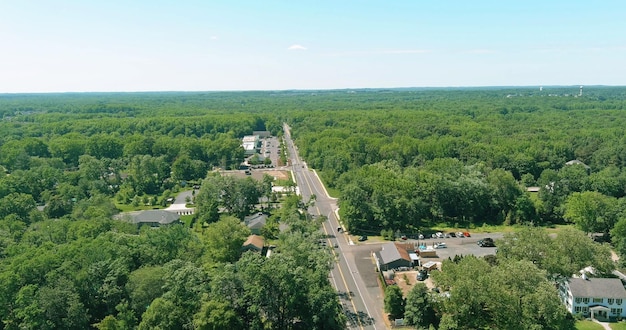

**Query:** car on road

left=434, top=242, right=447, bottom=249
left=358, top=235, right=368, bottom=242
left=477, top=238, right=495, bottom=247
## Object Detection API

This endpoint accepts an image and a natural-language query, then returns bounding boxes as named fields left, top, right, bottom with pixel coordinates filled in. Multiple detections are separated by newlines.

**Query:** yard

left=576, top=320, right=626, bottom=330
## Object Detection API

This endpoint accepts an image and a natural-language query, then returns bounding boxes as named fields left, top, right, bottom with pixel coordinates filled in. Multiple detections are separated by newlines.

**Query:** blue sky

left=1, top=0, right=625, bottom=92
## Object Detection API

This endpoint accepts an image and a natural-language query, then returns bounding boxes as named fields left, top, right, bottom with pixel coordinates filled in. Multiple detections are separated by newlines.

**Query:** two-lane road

left=283, top=124, right=386, bottom=330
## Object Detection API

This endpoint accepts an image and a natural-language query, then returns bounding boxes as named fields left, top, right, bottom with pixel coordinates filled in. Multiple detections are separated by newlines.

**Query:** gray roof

left=565, top=159, right=590, bottom=169
left=568, top=278, right=626, bottom=299
left=128, top=210, right=181, bottom=225
left=378, top=242, right=410, bottom=265
left=244, top=213, right=267, bottom=229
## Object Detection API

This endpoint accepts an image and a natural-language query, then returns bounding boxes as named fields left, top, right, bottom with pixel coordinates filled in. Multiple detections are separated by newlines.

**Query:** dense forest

left=1, top=87, right=626, bottom=329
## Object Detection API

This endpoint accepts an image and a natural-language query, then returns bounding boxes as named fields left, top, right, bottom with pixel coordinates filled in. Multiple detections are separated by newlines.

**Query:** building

left=242, top=234, right=265, bottom=253
left=559, top=277, right=626, bottom=320
left=374, top=242, right=414, bottom=271
left=252, top=130, right=271, bottom=138
left=124, top=210, right=181, bottom=227
left=244, top=212, right=268, bottom=235
left=242, top=135, right=260, bottom=155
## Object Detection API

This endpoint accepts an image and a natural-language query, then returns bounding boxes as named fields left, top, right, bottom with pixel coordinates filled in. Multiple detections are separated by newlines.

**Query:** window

left=575, top=298, right=582, bottom=304
left=593, top=298, right=604, bottom=303
left=583, top=307, right=589, bottom=313
left=609, top=298, right=615, bottom=305
left=575, top=306, right=582, bottom=313
left=611, top=308, right=623, bottom=316
left=618, top=299, right=623, bottom=305
left=582, top=298, right=590, bottom=304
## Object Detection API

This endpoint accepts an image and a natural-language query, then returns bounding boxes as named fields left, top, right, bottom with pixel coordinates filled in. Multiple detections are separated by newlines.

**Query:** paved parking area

left=353, top=232, right=504, bottom=288
left=415, top=233, right=503, bottom=260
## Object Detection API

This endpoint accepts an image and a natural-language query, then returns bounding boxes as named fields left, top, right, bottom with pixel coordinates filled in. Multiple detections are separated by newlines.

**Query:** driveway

left=165, top=189, right=196, bottom=214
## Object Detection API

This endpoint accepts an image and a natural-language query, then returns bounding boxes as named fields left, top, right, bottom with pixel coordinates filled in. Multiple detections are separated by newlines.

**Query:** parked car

left=417, top=270, right=428, bottom=281
left=435, top=232, right=445, bottom=238
left=457, top=231, right=465, bottom=238
left=477, top=238, right=495, bottom=247
left=448, top=232, right=456, bottom=237
left=463, top=231, right=471, bottom=237
left=358, top=235, right=368, bottom=242
left=418, top=234, right=424, bottom=239
left=434, top=242, right=447, bottom=249
left=401, top=235, right=407, bottom=240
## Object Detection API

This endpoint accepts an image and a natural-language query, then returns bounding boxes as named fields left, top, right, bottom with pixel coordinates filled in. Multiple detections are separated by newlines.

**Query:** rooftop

left=568, top=278, right=626, bottom=299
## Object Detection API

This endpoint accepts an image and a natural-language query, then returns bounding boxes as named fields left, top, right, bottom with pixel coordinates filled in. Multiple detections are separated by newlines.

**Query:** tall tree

left=404, top=283, right=436, bottom=328
left=384, top=285, right=405, bottom=321
left=564, top=191, right=618, bottom=234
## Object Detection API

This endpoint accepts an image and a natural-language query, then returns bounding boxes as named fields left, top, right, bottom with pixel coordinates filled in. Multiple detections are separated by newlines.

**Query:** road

left=283, top=124, right=386, bottom=330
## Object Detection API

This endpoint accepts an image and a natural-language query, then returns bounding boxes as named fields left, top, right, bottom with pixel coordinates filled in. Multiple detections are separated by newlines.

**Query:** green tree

left=404, top=283, right=435, bottom=328
left=200, top=216, right=250, bottom=264
left=384, top=285, right=405, bottom=321
left=126, top=266, right=166, bottom=318
left=193, top=299, right=242, bottom=330
left=497, top=226, right=614, bottom=278
left=564, top=191, right=618, bottom=234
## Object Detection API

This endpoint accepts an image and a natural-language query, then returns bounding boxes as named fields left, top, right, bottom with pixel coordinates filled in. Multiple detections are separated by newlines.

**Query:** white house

left=559, top=277, right=626, bottom=320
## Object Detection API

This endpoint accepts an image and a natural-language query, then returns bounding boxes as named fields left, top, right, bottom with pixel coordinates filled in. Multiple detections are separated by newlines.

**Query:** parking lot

left=411, top=232, right=502, bottom=260
left=351, top=232, right=504, bottom=289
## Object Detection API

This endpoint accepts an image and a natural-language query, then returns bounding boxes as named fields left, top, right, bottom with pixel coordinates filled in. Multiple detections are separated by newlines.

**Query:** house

left=559, top=277, right=626, bottom=320
left=242, top=234, right=265, bottom=253
left=124, top=210, right=181, bottom=227
left=374, top=242, right=414, bottom=271
left=244, top=212, right=268, bottom=235
left=565, top=159, right=591, bottom=174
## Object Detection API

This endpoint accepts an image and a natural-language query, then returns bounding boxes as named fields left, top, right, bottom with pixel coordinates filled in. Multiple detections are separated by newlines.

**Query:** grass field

left=611, top=321, right=626, bottom=330
left=576, top=320, right=604, bottom=330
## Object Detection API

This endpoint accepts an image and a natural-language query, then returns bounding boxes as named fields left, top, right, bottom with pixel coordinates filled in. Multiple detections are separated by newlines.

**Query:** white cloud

left=288, top=44, right=307, bottom=51
left=209, top=36, right=218, bottom=40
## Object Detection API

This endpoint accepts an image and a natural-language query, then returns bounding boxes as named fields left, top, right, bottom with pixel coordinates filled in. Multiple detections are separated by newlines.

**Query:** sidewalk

left=593, top=318, right=611, bottom=330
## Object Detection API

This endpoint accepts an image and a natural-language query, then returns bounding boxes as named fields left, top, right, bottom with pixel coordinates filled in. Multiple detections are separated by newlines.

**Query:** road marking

left=321, top=217, right=364, bottom=330
left=285, top=123, right=375, bottom=329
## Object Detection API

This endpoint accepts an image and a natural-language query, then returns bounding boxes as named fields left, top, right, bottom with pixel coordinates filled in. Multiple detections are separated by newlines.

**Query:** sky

left=1, top=0, right=625, bottom=93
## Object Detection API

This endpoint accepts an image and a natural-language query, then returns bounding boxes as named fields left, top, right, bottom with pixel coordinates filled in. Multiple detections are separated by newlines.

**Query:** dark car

left=477, top=238, right=495, bottom=247
left=416, top=270, right=428, bottom=281
left=358, top=235, right=368, bottom=242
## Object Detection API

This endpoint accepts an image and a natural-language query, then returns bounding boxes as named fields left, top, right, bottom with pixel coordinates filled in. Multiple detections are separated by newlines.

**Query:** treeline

left=280, top=87, right=626, bottom=235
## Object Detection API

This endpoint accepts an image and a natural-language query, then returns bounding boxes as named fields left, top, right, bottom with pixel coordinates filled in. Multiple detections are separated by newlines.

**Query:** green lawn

left=611, top=321, right=626, bottom=330
left=576, top=320, right=605, bottom=330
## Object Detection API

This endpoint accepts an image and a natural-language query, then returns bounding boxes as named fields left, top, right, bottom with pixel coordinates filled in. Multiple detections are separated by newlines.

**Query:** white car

left=436, top=232, right=445, bottom=239
left=435, top=242, right=447, bottom=249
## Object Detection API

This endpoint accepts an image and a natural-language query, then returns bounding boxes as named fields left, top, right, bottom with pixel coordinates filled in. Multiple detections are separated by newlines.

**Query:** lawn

left=576, top=320, right=604, bottom=330
left=611, top=321, right=626, bottom=330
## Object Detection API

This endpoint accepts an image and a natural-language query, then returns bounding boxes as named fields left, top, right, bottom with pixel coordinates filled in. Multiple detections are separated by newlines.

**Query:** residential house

left=559, top=277, right=626, bottom=320
left=244, top=212, right=268, bottom=235
left=125, top=210, right=181, bottom=227
left=242, top=234, right=265, bottom=254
